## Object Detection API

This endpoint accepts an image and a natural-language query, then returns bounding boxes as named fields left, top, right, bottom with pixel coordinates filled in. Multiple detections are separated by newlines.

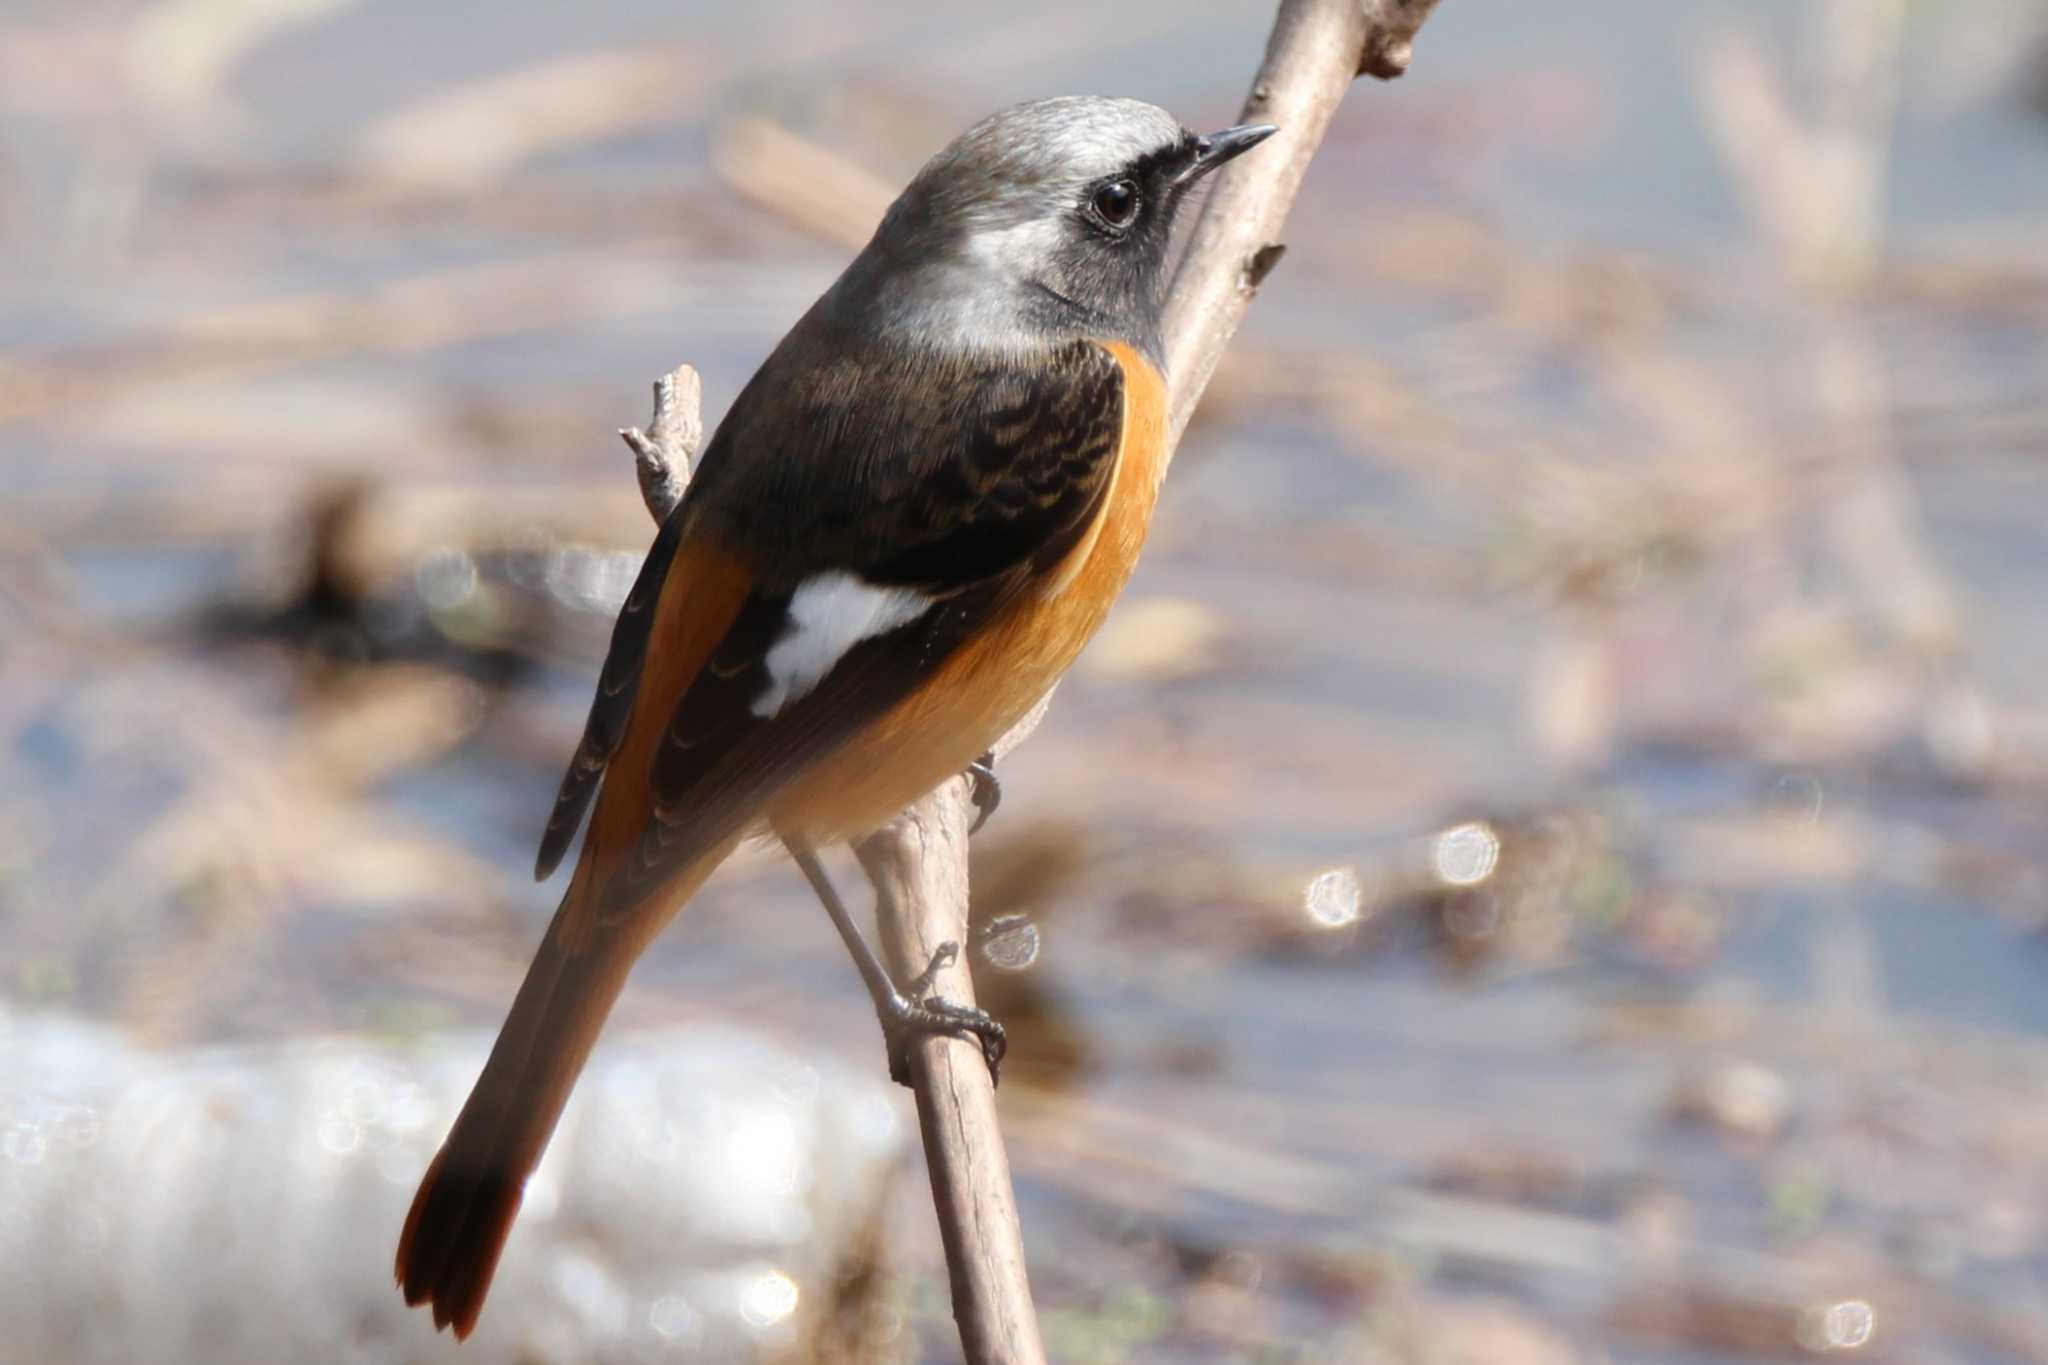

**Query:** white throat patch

left=751, top=571, right=931, bottom=718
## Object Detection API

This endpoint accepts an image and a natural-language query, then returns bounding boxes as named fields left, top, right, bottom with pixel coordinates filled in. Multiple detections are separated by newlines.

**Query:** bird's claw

left=880, top=941, right=1006, bottom=1087
left=966, top=751, right=1000, bottom=834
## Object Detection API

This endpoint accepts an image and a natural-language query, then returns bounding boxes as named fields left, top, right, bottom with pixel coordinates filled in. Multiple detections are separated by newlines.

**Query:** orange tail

left=394, top=851, right=725, bottom=1338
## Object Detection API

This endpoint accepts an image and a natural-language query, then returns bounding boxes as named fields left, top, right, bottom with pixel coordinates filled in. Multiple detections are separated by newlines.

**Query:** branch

left=856, top=2, right=1449, bottom=1360
left=853, top=790, right=1041, bottom=1364
left=615, top=4, right=1449, bottom=1356
left=618, top=365, right=701, bottom=521
left=1163, top=0, right=1447, bottom=447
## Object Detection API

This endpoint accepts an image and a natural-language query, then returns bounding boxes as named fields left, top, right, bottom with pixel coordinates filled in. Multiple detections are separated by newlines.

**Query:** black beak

left=1173, top=122, right=1279, bottom=187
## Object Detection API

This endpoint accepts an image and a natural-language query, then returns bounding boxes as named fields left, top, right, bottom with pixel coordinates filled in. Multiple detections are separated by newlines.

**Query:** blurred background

left=5, top=0, right=2048, bottom=1360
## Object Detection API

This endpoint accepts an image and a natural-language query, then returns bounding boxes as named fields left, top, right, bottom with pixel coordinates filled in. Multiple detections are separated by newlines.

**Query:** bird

left=394, top=95, right=1276, bottom=1338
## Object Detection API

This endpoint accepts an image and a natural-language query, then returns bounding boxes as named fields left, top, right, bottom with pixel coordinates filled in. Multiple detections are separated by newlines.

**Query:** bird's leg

left=965, top=749, right=1000, bottom=834
left=785, top=838, right=1006, bottom=1087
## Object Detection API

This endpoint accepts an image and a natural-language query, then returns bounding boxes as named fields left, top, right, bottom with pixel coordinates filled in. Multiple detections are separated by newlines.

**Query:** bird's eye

left=1090, top=179, right=1138, bottom=228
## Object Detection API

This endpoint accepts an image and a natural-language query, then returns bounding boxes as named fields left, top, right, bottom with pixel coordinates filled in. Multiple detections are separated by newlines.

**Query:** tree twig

left=1163, top=0, right=1448, bottom=448
left=618, top=365, right=701, bottom=521
left=613, top=4, right=1450, bottom=1356
left=853, top=790, right=1041, bottom=1364
left=853, top=2, right=1449, bottom=1359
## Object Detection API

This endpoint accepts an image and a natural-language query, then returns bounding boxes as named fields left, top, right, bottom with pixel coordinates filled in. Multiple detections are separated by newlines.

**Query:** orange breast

left=770, top=340, right=1170, bottom=842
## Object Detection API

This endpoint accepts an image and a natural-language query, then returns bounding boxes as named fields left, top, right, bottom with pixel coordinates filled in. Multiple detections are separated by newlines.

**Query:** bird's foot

left=880, top=941, right=1007, bottom=1087
left=966, top=751, right=1000, bottom=834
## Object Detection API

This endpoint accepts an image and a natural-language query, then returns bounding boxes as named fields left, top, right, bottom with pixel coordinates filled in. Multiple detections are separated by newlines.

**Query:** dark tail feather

left=394, top=904, right=643, bottom=1339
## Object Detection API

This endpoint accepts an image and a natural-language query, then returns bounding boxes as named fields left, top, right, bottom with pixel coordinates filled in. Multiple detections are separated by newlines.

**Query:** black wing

left=596, top=335, right=1129, bottom=909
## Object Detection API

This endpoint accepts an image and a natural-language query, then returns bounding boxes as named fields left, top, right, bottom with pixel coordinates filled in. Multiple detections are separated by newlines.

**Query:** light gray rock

left=0, top=1007, right=907, bottom=1363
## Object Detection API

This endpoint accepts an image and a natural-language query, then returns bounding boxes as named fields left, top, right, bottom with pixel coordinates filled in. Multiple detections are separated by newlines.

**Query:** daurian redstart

left=396, top=96, right=1276, bottom=1337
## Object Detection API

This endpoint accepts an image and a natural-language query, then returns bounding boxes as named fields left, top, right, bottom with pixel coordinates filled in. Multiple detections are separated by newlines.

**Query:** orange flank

left=556, top=540, right=752, bottom=950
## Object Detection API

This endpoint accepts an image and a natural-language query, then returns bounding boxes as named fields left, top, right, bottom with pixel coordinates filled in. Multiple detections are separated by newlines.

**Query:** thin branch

left=619, top=364, right=700, bottom=521
left=854, top=791, right=1041, bottom=1365
left=1163, top=0, right=1448, bottom=447
left=856, top=2, right=1449, bottom=1360
left=613, top=4, right=1450, bottom=1357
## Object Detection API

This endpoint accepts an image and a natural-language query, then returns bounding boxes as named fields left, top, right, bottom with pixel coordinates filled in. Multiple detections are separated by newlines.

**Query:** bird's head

left=857, top=96, right=1277, bottom=352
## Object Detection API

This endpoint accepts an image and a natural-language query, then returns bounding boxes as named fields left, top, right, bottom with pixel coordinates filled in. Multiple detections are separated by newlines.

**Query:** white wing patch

left=751, top=571, right=931, bottom=718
